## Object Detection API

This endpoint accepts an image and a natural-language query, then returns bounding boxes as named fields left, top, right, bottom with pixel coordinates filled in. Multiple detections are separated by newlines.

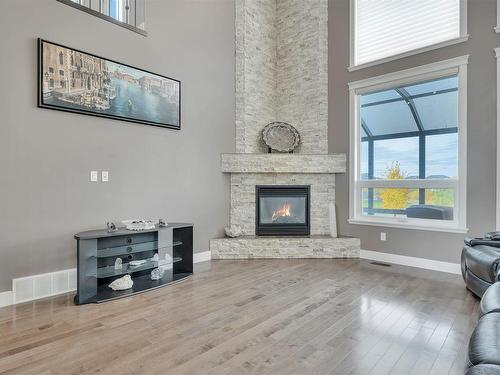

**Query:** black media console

left=74, top=223, right=193, bottom=304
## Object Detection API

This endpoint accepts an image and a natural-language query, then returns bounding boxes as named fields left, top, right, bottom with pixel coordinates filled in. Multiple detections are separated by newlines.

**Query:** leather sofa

left=466, top=282, right=500, bottom=374
left=461, top=238, right=500, bottom=298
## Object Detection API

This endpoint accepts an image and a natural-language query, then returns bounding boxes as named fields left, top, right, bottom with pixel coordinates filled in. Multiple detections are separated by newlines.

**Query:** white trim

left=349, top=218, right=468, bottom=234
left=349, top=56, right=468, bottom=233
left=460, top=0, right=468, bottom=38
left=496, top=47, right=500, bottom=230
left=348, top=55, right=469, bottom=91
left=496, top=0, right=500, bottom=33
left=349, top=0, right=356, bottom=72
left=360, top=249, right=461, bottom=275
left=348, top=35, right=470, bottom=72
left=194, top=250, right=211, bottom=263
left=0, top=291, right=13, bottom=308
left=349, top=0, right=468, bottom=71
left=457, top=54, right=468, bottom=231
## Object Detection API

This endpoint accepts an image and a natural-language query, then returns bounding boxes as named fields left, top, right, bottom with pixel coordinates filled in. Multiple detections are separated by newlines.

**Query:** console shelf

left=74, top=223, right=193, bottom=304
left=96, top=272, right=192, bottom=302
left=96, top=241, right=183, bottom=258
left=96, top=257, right=182, bottom=278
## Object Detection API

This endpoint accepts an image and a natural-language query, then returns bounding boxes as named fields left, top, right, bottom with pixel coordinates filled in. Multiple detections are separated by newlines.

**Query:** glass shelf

left=97, top=241, right=182, bottom=258
left=96, top=272, right=192, bottom=302
left=97, top=257, right=182, bottom=278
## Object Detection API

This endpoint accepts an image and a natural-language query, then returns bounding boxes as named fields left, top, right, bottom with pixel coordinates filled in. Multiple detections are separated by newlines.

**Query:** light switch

left=90, top=171, right=98, bottom=182
left=102, top=171, right=109, bottom=182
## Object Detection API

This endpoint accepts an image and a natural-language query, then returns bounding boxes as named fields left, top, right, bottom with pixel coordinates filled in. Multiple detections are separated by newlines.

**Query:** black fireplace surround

left=256, top=185, right=310, bottom=236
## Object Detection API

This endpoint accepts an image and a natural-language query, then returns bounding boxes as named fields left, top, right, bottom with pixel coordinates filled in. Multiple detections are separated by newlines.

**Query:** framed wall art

left=38, top=38, right=181, bottom=129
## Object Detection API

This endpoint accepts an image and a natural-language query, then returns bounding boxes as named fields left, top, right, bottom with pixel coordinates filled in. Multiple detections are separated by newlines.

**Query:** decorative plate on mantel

left=261, top=122, right=300, bottom=153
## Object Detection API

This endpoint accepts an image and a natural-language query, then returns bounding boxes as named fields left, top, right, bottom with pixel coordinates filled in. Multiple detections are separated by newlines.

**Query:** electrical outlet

left=380, top=232, right=387, bottom=241
left=90, top=171, right=98, bottom=182
left=102, top=171, right=109, bottom=182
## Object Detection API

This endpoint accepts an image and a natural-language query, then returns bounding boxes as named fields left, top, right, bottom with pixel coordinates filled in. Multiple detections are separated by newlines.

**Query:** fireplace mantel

left=221, top=154, right=346, bottom=174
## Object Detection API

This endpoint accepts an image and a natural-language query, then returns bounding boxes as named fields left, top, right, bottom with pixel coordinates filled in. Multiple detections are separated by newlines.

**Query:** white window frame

left=349, top=0, right=469, bottom=72
left=496, top=0, right=500, bottom=33
left=495, top=47, right=500, bottom=230
left=348, top=56, right=469, bottom=233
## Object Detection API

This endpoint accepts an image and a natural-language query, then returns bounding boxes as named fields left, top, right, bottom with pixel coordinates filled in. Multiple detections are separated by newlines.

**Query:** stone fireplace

left=209, top=0, right=360, bottom=259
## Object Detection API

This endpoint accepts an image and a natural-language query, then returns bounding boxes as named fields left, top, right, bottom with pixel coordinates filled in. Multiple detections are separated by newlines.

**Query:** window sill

left=348, top=35, right=470, bottom=72
left=348, top=218, right=469, bottom=234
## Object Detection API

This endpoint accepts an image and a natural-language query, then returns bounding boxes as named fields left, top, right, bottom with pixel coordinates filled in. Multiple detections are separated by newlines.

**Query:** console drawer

left=97, top=232, right=156, bottom=249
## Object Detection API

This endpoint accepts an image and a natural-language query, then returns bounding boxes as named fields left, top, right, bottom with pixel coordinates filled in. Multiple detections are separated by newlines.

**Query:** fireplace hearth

left=256, top=185, right=310, bottom=236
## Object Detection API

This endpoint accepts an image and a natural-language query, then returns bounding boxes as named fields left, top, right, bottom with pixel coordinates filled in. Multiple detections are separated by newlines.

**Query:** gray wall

left=330, top=0, right=498, bottom=263
left=0, top=0, right=235, bottom=292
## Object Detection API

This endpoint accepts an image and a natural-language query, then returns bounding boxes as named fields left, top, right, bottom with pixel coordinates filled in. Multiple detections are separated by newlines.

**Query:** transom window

left=349, top=57, right=468, bottom=232
left=350, top=0, right=468, bottom=70
left=57, top=0, right=146, bottom=36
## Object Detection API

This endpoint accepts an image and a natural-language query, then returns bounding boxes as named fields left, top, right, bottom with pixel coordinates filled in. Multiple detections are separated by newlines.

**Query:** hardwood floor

left=0, top=259, right=479, bottom=375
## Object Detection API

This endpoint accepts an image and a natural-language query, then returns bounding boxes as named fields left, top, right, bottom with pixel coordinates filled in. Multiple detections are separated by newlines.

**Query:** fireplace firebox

left=256, top=185, right=310, bottom=236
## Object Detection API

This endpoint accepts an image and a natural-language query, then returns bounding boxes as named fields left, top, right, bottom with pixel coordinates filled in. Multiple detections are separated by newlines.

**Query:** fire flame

left=272, top=202, right=292, bottom=221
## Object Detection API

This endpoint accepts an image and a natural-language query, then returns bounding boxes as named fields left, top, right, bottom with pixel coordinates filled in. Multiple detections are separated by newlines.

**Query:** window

left=48, top=67, right=54, bottom=74
left=57, top=0, right=146, bottom=36
left=59, top=70, right=64, bottom=76
left=350, top=0, right=468, bottom=70
left=59, top=52, right=64, bottom=65
left=349, top=56, right=468, bottom=232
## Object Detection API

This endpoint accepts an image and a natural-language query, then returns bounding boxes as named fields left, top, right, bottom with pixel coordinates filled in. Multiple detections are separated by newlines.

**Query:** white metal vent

left=13, top=269, right=77, bottom=304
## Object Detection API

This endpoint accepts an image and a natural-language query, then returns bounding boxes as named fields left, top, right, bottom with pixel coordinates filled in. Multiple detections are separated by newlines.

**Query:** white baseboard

left=0, top=291, right=13, bottom=308
left=194, top=250, right=211, bottom=263
left=360, top=249, right=461, bottom=275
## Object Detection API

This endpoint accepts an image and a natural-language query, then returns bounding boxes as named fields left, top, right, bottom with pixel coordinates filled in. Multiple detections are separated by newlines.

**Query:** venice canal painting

left=38, top=39, right=180, bottom=129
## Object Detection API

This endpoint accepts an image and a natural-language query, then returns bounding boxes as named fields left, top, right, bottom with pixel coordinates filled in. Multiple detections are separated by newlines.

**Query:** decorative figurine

left=114, top=258, right=122, bottom=270
left=122, top=219, right=156, bottom=231
left=107, top=222, right=117, bottom=233
left=129, top=259, right=146, bottom=267
left=225, top=225, right=243, bottom=238
left=159, top=218, right=168, bottom=227
left=108, top=275, right=133, bottom=291
left=150, top=267, right=165, bottom=281
left=158, top=253, right=173, bottom=266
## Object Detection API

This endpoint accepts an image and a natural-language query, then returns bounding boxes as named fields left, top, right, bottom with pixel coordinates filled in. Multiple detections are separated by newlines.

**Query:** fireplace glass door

left=256, top=186, right=310, bottom=236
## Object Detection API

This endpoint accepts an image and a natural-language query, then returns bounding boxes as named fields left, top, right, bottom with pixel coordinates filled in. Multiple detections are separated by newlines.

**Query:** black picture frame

left=37, top=38, right=181, bottom=130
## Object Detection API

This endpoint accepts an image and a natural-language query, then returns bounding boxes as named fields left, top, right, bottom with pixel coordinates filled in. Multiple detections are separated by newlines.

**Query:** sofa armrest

left=466, top=238, right=500, bottom=249
left=463, top=245, right=500, bottom=283
left=481, top=283, right=500, bottom=317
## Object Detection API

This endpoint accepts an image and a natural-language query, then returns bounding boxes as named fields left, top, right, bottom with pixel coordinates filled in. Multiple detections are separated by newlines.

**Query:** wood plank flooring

left=0, top=259, right=479, bottom=374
